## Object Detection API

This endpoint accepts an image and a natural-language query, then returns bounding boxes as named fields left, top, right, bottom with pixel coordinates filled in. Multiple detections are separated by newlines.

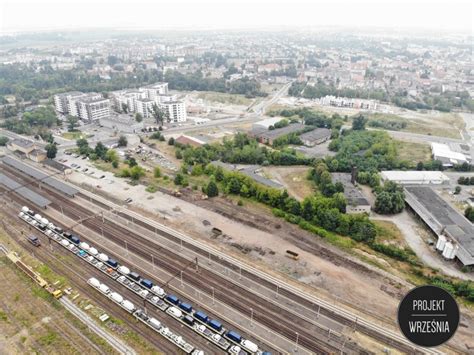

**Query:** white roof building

left=381, top=171, right=450, bottom=185
left=431, top=142, right=469, bottom=166
left=252, top=117, right=286, bottom=130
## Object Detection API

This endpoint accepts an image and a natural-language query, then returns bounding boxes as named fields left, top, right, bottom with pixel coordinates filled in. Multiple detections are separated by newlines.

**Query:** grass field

left=367, top=112, right=462, bottom=139
left=61, top=131, right=92, bottom=140
left=197, top=92, right=253, bottom=106
left=396, top=140, right=432, bottom=163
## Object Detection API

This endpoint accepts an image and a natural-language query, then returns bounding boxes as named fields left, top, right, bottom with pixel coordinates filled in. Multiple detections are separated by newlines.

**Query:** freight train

left=19, top=206, right=270, bottom=355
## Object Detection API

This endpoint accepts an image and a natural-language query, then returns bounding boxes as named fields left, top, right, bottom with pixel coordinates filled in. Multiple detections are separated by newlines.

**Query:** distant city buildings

left=318, top=95, right=378, bottom=110
left=54, top=92, right=110, bottom=121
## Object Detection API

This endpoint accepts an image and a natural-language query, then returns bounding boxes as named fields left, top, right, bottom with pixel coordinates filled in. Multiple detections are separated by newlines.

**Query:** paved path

left=372, top=211, right=474, bottom=281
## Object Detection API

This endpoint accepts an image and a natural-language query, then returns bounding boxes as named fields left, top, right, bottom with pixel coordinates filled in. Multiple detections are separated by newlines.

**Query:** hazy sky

left=1, top=0, right=472, bottom=33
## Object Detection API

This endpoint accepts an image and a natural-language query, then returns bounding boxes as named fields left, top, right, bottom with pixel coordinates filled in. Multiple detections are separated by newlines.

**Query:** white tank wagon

left=88, top=277, right=101, bottom=288
left=436, top=234, right=447, bottom=251
left=442, top=242, right=457, bottom=259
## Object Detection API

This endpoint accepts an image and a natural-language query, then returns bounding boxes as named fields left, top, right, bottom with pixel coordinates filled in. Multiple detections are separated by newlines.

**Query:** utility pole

left=294, top=332, right=299, bottom=352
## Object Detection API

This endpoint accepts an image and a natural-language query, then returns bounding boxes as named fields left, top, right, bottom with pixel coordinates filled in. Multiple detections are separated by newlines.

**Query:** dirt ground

left=261, top=166, right=314, bottom=200
left=66, top=166, right=474, bottom=352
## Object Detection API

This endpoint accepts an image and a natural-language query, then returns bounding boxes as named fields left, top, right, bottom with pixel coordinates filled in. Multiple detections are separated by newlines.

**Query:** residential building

left=135, top=98, right=155, bottom=118
left=160, top=101, right=187, bottom=123
left=140, top=82, right=169, bottom=100
left=76, top=96, right=110, bottom=122
left=53, top=92, right=110, bottom=121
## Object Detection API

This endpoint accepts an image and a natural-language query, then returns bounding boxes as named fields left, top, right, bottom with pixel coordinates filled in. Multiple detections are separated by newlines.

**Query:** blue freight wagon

left=70, top=235, right=80, bottom=244
left=140, top=279, right=153, bottom=289
left=165, top=295, right=180, bottom=305
left=226, top=330, right=242, bottom=343
left=179, top=303, right=192, bottom=313
left=194, top=311, right=208, bottom=323
left=106, top=258, right=118, bottom=268
left=208, top=319, right=222, bottom=332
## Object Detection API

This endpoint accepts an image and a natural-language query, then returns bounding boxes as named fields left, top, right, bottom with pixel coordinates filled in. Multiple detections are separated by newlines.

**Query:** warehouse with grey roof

left=404, top=186, right=474, bottom=266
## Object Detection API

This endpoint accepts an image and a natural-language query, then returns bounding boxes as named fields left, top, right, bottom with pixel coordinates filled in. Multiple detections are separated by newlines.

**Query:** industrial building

left=404, top=186, right=474, bottom=266
left=252, top=117, right=287, bottom=131
left=331, top=173, right=371, bottom=214
left=380, top=171, right=450, bottom=185
left=431, top=142, right=469, bottom=167
left=251, top=123, right=306, bottom=145
left=299, top=128, right=331, bottom=147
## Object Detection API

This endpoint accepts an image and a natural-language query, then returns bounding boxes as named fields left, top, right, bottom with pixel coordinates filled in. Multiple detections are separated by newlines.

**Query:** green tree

left=168, top=137, right=175, bottom=145
left=150, top=103, right=169, bottom=127
left=0, top=136, right=9, bottom=146
left=454, top=186, right=461, bottom=194
left=465, top=207, right=474, bottom=222
left=67, top=115, right=79, bottom=132
left=135, top=112, right=143, bottom=122
left=105, top=149, right=119, bottom=163
left=206, top=180, right=219, bottom=197
left=118, top=135, right=128, bottom=147
left=129, top=166, right=145, bottom=180
left=94, top=142, right=108, bottom=160
left=121, top=103, right=129, bottom=113
left=76, top=138, right=91, bottom=156
left=45, top=143, right=57, bottom=159
left=174, top=173, right=185, bottom=185
left=352, top=114, right=368, bottom=131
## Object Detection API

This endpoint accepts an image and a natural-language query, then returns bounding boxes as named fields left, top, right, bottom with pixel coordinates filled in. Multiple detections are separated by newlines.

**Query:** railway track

left=2, top=162, right=448, bottom=354
left=1, top=165, right=343, bottom=354
left=0, top=206, right=188, bottom=354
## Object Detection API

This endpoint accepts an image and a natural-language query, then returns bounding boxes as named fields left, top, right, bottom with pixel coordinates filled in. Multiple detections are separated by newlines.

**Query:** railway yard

left=0, top=156, right=457, bottom=354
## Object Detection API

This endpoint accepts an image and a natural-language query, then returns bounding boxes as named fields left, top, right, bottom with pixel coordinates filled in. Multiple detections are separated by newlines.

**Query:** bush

left=154, top=166, right=161, bottom=178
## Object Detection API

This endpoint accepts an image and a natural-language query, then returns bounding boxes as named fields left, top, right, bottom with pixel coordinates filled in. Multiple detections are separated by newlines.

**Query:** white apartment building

left=160, top=101, right=187, bottom=123
left=53, top=92, right=110, bottom=121
left=110, top=90, right=146, bottom=112
left=77, top=97, right=110, bottom=121
left=54, top=91, right=83, bottom=114
left=135, top=98, right=154, bottom=118
left=140, top=82, right=169, bottom=100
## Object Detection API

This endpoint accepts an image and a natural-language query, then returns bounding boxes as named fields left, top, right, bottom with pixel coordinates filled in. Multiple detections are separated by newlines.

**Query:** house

left=6, top=139, right=46, bottom=162
left=299, top=128, right=331, bottom=147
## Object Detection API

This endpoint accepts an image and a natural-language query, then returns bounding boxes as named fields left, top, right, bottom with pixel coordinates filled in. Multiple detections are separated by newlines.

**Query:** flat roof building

left=299, top=128, right=331, bottom=147
left=251, top=123, right=306, bottom=145
left=381, top=171, right=450, bottom=185
left=404, top=186, right=474, bottom=266
left=331, top=173, right=371, bottom=214
left=431, top=142, right=469, bottom=167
